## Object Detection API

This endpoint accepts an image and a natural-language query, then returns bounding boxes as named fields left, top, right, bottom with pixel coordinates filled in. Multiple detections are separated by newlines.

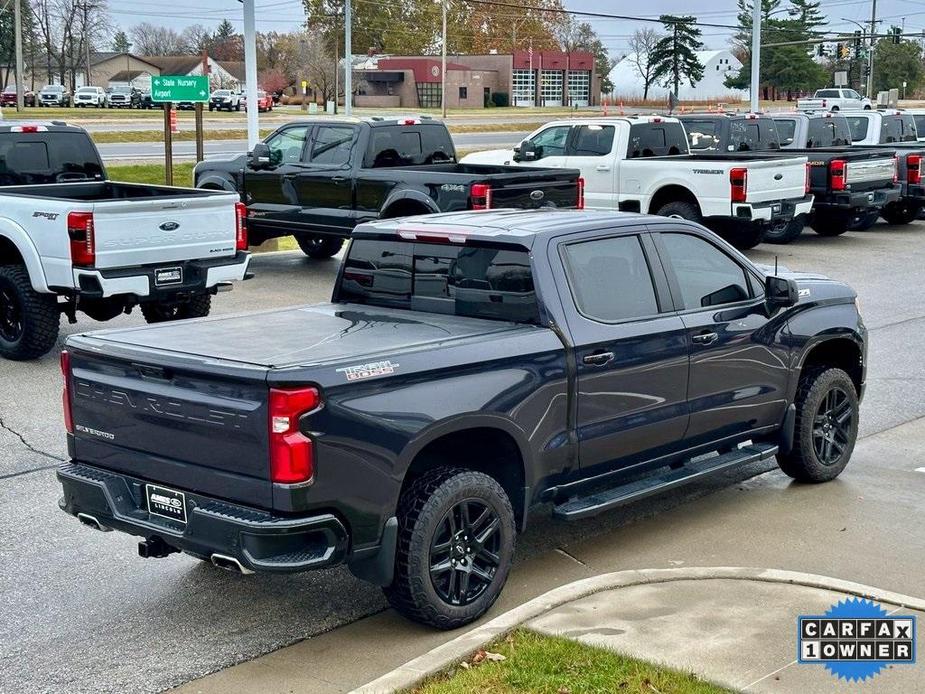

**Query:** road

left=96, top=131, right=528, bottom=162
left=2, top=223, right=924, bottom=692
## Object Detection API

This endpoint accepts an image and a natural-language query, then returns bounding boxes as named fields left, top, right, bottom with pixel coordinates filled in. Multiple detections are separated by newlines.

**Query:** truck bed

left=0, top=181, right=234, bottom=202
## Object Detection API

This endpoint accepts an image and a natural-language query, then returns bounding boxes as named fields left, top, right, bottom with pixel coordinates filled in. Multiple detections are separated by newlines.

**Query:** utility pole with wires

left=344, top=0, right=352, bottom=116
left=750, top=0, right=761, bottom=112
left=14, top=0, right=25, bottom=110
left=867, top=0, right=877, bottom=97
left=82, top=2, right=93, bottom=88
left=441, top=0, right=447, bottom=118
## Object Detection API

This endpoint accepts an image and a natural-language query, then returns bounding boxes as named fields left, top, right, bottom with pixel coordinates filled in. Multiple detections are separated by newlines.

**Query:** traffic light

left=838, top=43, right=850, bottom=60
left=854, top=30, right=862, bottom=48
left=892, top=26, right=902, bottom=44
left=817, top=43, right=826, bottom=57
left=864, top=64, right=871, bottom=77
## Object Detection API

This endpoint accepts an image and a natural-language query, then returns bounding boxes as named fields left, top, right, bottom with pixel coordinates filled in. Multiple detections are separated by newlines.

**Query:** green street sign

left=151, top=75, right=210, bottom=103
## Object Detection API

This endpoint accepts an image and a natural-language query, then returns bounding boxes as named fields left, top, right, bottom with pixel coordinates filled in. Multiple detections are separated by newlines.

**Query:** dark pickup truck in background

left=58, top=208, right=866, bottom=629
left=194, top=116, right=583, bottom=259
left=679, top=112, right=900, bottom=243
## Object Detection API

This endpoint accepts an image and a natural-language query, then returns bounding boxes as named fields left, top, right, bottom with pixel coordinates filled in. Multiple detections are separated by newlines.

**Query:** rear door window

left=569, top=125, right=615, bottom=156
left=561, top=235, right=660, bottom=322
left=309, top=125, right=356, bottom=166
left=627, top=123, right=686, bottom=157
left=338, top=239, right=540, bottom=324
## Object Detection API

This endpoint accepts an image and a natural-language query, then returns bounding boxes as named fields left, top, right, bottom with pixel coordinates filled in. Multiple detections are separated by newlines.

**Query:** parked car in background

left=243, top=90, right=273, bottom=113
left=1, top=86, right=36, bottom=107
left=209, top=89, right=241, bottom=111
left=195, top=116, right=583, bottom=258
left=797, top=88, right=872, bottom=112
left=38, top=84, right=71, bottom=107
left=0, top=122, right=251, bottom=360
left=462, top=115, right=813, bottom=249
left=56, top=208, right=867, bottom=629
left=138, top=90, right=159, bottom=110
left=106, top=85, right=140, bottom=109
left=679, top=112, right=900, bottom=243
left=74, top=86, right=106, bottom=108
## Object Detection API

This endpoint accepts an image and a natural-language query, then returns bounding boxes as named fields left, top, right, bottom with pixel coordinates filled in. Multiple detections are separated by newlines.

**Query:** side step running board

left=553, top=442, right=779, bottom=521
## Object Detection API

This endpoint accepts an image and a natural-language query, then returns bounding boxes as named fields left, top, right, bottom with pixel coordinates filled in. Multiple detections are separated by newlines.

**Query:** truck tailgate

left=91, top=193, right=238, bottom=269
left=743, top=158, right=807, bottom=203
left=67, top=347, right=272, bottom=506
left=845, top=156, right=896, bottom=187
left=486, top=172, right=581, bottom=209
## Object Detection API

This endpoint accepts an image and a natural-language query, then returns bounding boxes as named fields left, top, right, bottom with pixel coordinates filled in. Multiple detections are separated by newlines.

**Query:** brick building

left=355, top=51, right=599, bottom=109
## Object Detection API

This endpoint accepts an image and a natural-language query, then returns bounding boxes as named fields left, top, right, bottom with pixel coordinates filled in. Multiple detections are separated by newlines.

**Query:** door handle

left=595, top=165, right=611, bottom=171
left=331, top=176, right=348, bottom=183
left=582, top=351, right=614, bottom=366
left=692, top=331, right=719, bottom=345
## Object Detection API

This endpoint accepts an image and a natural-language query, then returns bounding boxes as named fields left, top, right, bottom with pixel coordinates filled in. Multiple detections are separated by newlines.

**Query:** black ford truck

left=58, top=209, right=866, bottom=629
left=679, top=112, right=900, bottom=243
left=194, top=116, right=583, bottom=259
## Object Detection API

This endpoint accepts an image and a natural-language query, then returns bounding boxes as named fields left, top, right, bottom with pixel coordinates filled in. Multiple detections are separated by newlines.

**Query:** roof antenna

left=774, top=254, right=779, bottom=275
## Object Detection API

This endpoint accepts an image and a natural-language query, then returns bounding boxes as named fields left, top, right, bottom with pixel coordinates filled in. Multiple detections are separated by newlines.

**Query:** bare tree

left=130, top=22, right=189, bottom=55
left=31, top=0, right=110, bottom=89
left=628, top=27, right=662, bottom=99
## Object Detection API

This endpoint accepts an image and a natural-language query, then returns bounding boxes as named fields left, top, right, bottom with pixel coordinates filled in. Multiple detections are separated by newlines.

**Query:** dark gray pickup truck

left=58, top=209, right=866, bottom=629
left=194, top=116, right=583, bottom=259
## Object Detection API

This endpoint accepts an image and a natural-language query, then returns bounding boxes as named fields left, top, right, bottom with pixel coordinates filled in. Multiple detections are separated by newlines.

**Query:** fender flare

left=0, top=220, right=50, bottom=292
left=195, top=174, right=239, bottom=193
left=395, top=412, right=536, bottom=491
left=380, top=188, right=440, bottom=218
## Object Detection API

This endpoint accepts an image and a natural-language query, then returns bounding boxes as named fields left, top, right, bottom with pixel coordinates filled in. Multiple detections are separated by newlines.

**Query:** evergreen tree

left=650, top=15, right=704, bottom=97
left=112, top=31, right=132, bottom=54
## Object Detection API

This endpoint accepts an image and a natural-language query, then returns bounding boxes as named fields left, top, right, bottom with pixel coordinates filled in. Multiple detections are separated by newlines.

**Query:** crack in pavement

left=0, top=413, right=66, bottom=464
left=0, top=464, right=60, bottom=481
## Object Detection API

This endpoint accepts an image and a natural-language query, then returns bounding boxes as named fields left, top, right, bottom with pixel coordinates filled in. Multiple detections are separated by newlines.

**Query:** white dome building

left=609, top=49, right=747, bottom=101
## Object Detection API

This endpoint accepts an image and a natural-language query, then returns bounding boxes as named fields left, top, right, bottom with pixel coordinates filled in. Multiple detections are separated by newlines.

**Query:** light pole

left=441, top=0, right=447, bottom=118
left=240, top=0, right=259, bottom=148
left=750, top=0, right=760, bottom=111
left=345, top=0, right=352, bottom=116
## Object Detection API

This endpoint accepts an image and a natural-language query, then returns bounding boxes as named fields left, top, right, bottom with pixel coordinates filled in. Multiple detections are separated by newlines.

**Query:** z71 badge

left=336, top=360, right=399, bottom=381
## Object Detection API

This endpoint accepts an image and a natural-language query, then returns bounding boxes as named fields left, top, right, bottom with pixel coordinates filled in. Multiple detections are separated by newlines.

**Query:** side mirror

left=765, top=275, right=799, bottom=309
left=249, top=143, right=271, bottom=169
left=513, top=140, right=540, bottom=162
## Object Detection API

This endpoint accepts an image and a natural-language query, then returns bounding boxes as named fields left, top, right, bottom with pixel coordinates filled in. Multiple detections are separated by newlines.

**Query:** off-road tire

left=778, top=367, right=859, bottom=482
left=0, top=265, right=60, bottom=361
left=384, top=467, right=516, bottom=629
left=140, top=294, right=212, bottom=324
left=809, top=212, right=851, bottom=236
left=764, top=216, right=805, bottom=244
left=297, top=235, right=344, bottom=259
left=655, top=200, right=702, bottom=223
left=881, top=202, right=921, bottom=226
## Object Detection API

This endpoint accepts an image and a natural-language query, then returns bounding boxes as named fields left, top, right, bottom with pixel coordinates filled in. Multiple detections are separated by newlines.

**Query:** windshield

left=0, top=131, right=105, bottom=185
left=77, top=88, right=96, bottom=94
left=42, top=85, right=63, bottom=92
left=213, top=90, right=230, bottom=97
left=337, top=239, right=540, bottom=324
left=111, top=87, right=131, bottom=94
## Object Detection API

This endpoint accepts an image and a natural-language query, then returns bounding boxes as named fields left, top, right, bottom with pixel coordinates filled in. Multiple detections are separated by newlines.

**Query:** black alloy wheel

left=812, top=386, right=853, bottom=466
left=429, top=499, right=502, bottom=607
left=0, top=285, right=23, bottom=344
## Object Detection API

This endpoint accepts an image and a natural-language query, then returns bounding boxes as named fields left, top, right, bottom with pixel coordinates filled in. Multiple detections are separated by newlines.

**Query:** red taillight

left=269, top=386, right=320, bottom=484
left=67, top=211, right=95, bottom=267
left=470, top=183, right=492, bottom=210
left=908, top=154, right=922, bottom=185
left=576, top=177, right=585, bottom=209
left=234, top=201, right=248, bottom=251
left=18, top=125, right=40, bottom=133
left=61, top=350, right=73, bottom=434
left=805, top=163, right=811, bottom=194
left=830, top=159, right=847, bottom=191
left=730, top=167, right=748, bottom=203
left=893, top=155, right=899, bottom=184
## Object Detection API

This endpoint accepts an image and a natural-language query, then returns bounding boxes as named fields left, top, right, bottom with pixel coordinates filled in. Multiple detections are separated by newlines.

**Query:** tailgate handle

left=134, top=363, right=171, bottom=380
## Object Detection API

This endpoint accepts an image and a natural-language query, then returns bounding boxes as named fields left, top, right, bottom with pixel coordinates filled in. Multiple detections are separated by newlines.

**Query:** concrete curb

left=352, top=566, right=925, bottom=693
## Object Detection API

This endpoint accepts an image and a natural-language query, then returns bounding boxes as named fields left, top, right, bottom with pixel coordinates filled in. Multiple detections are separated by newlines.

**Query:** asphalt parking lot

left=2, top=222, right=924, bottom=693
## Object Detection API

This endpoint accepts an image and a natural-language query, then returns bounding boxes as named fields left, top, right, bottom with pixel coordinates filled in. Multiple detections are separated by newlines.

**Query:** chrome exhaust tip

left=210, top=553, right=254, bottom=574
left=77, top=512, right=112, bottom=532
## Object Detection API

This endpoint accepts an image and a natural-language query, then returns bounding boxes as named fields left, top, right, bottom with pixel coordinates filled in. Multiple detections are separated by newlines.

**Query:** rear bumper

left=728, top=195, right=814, bottom=224
left=72, top=251, right=250, bottom=300
left=57, top=462, right=349, bottom=573
left=814, top=184, right=902, bottom=211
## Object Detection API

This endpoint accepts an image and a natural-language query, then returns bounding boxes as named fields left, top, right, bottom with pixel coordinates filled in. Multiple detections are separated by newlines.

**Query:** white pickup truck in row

left=796, top=88, right=872, bottom=112
left=0, top=123, right=250, bottom=360
left=461, top=115, right=813, bottom=249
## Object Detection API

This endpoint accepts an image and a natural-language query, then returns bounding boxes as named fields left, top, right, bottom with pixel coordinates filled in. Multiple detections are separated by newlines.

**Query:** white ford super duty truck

left=460, top=116, right=813, bottom=250
left=0, top=122, right=251, bottom=360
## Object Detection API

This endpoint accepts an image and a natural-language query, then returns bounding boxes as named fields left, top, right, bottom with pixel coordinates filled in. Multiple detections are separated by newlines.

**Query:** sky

left=105, top=0, right=925, bottom=60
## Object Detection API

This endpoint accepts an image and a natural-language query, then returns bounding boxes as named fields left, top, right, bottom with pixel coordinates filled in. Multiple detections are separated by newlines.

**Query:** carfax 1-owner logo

left=798, top=597, right=917, bottom=682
